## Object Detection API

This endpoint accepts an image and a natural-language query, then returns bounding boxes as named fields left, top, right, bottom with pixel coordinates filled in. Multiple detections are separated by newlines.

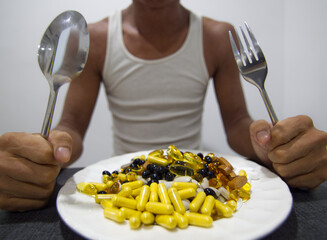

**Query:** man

left=0, top=0, right=326, bottom=211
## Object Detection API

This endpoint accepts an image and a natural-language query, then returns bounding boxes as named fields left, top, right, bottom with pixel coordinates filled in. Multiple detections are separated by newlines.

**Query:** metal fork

left=229, top=22, right=278, bottom=125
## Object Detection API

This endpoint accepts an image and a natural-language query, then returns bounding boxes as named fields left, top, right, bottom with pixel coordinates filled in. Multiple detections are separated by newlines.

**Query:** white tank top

left=102, top=10, right=210, bottom=155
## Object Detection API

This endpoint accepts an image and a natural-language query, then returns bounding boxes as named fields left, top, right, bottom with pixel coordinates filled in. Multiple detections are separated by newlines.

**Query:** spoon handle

left=41, top=88, right=58, bottom=138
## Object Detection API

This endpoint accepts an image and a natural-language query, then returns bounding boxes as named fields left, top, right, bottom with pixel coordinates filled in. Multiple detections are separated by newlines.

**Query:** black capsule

left=130, top=163, right=138, bottom=169
left=150, top=173, right=162, bottom=181
left=147, top=179, right=159, bottom=186
left=142, top=169, right=152, bottom=179
left=147, top=164, right=155, bottom=172
left=165, top=172, right=175, bottom=181
left=204, top=188, right=218, bottom=198
left=102, top=170, right=111, bottom=176
left=204, top=156, right=213, bottom=163
left=133, top=158, right=141, bottom=165
left=156, top=166, right=167, bottom=174
left=197, top=153, right=204, bottom=159
left=97, top=191, right=107, bottom=194
left=206, top=171, right=216, bottom=179
left=198, top=168, right=208, bottom=177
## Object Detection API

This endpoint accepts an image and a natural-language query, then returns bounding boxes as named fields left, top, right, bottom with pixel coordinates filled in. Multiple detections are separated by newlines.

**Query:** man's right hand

left=0, top=131, right=72, bottom=212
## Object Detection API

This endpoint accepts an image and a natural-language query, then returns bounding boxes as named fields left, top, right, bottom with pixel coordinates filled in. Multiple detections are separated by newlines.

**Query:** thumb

left=48, top=130, right=72, bottom=164
left=250, top=120, right=272, bottom=146
left=250, top=120, right=272, bottom=166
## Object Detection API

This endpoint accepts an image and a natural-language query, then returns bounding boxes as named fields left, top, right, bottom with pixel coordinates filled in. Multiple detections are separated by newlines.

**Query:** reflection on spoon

left=38, top=10, right=89, bottom=138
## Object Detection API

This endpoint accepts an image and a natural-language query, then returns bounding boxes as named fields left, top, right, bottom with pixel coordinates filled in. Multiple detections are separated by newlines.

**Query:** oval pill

left=185, top=212, right=213, bottom=227
left=189, top=191, right=206, bottom=212
left=145, top=202, right=174, bottom=215
left=155, top=215, right=177, bottom=230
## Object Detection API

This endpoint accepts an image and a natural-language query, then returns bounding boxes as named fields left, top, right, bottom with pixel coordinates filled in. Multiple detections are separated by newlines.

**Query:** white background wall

left=0, top=0, right=326, bottom=167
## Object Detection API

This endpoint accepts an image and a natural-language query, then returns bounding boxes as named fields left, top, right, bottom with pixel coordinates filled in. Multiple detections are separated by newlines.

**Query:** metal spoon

left=38, top=10, right=89, bottom=138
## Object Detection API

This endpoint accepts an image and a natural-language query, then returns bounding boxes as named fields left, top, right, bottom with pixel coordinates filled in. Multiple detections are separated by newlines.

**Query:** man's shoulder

left=88, top=17, right=109, bottom=37
left=202, top=16, right=234, bottom=40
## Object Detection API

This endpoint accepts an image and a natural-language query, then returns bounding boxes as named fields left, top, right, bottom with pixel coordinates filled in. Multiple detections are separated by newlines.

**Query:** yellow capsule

left=118, top=186, right=132, bottom=197
left=155, top=215, right=177, bottom=230
left=121, top=180, right=144, bottom=190
left=111, top=195, right=137, bottom=210
left=189, top=191, right=206, bottom=212
left=76, top=182, right=97, bottom=195
left=129, top=214, right=141, bottom=229
left=149, top=182, right=159, bottom=202
left=145, top=202, right=174, bottom=215
left=147, top=155, right=169, bottom=166
left=131, top=187, right=143, bottom=197
left=106, top=180, right=115, bottom=189
left=215, top=200, right=233, bottom=218
left=117, top=173, right=127, bottom=182
left=149, top=149, right=164, bottom=157
left=201, top=195, right=215, bottom=215
left=168, top=187, right=186, bottom=214
left=102, top=174, right=110, bottom=184
left=89, top=182, right=107, bottom=192
left=172, top=182, right=197, bottom=190
left=158, top=183, right=171, bottom=204
left=242, top=182, right=251, bottom=192
left=109, top=182, right=120, bottom=194
left=140, top=211, right=155, bottom=225
left=103, top=207, right=125, bottom=223
left=94, top=194, right=115, bottom=204
left=100, top=199, right=115, bottom=209
left=167, top=145, right=183, bottom=161
left=185, top=212, right=213, bottom=227
left=126, top=172, right=138, bottom=182
left=183, top=152, right=202, bottom=165
left=178, top=188, right=196, bottom=200
left=173, top=211, right=188, bottom=229
left=226, top=200, right=237, bottom=212
left=238, top=170, right=247, bottom=177
left=120, top=207, right=141, bottom=219
left=137, top=185, right=150, bottom=211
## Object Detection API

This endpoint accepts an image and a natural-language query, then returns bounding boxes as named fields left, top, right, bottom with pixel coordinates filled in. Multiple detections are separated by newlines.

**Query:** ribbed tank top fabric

left=102, top=10, right=210, bottom=155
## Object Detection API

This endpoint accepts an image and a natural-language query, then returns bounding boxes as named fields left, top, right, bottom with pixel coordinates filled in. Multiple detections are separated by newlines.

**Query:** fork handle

left=259, top=88, right=278, bottom=125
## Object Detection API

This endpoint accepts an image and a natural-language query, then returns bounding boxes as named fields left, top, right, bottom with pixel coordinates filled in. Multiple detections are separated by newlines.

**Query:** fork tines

left=229, top=22, right=264, bottom=66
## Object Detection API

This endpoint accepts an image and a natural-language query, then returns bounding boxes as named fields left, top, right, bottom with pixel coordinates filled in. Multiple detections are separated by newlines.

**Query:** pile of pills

left=76, top=145, right=251, bottom=230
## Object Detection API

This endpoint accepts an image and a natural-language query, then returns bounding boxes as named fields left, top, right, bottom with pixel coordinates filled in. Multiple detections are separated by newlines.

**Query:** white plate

left=57, top=151, right=293, bottom=240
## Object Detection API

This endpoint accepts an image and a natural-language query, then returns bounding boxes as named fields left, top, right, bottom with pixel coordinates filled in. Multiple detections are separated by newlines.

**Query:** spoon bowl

left=38, top=10, right=89, bottom=137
